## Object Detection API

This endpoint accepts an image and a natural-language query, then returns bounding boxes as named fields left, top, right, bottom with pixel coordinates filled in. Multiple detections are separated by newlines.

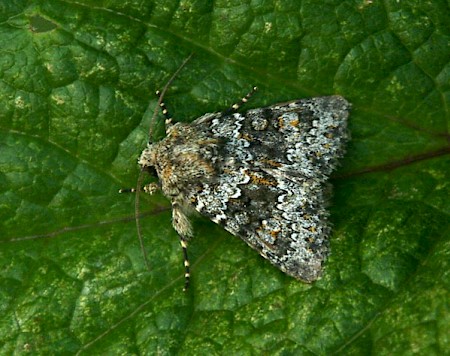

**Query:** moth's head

left=138, top=143, right=158, bottom=178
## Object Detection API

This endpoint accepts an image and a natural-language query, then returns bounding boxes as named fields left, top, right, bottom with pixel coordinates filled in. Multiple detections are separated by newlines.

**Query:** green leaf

left=1, top=0, right=448, bottom=354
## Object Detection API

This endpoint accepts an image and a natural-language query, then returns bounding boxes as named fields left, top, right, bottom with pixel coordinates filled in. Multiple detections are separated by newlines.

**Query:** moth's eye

left=144, top=166, right=158, bottom=177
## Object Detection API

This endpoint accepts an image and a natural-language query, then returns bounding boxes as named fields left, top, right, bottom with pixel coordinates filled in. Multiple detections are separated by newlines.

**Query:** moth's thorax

left=139, top=122, right=220, bottom=198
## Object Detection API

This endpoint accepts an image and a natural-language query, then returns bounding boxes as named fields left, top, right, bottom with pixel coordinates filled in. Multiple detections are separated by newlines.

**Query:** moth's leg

left=180, top=238, right=190, bottom=292
left=118, top=188, right=137, bottom=193
left=119, top=183, right=158, bottom=195
left=224, top=86, right=258, bottom=114
left=155, top=90, right=174, bottom=127
left=143, top=183, right=159, bottom=195
left=171, top=199, right=193, bottom=291
left=119, top=183, right=159, bottom=195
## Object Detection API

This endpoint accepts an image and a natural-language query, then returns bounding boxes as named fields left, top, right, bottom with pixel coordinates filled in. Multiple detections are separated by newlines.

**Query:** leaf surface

left=1, top=0, right=449, bottom=354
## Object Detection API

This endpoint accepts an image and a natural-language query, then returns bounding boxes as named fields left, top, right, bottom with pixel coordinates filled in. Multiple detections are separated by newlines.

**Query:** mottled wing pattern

left=187, top=96, right=350, bottom=282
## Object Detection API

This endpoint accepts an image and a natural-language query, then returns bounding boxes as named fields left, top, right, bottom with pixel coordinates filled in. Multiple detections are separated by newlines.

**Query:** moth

left=123, top=83, right=350, bottom=291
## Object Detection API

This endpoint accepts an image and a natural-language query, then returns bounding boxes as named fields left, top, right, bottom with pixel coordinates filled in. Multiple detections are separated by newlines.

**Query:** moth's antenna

left=136, top=53, right=194, bottom=271
left=135, top=168, right=150, bottom=270
left=148, top=52, right=194, bottom=140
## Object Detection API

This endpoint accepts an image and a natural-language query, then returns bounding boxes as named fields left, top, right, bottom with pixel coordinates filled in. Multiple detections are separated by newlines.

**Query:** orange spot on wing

left=270, top=229, right=281, bottom=239
left=247, top=171, right=277, bottom=186
left=277, top=116, right=284, bottom=128
left=260, top=159, right=282, bottom=167
left=238, top=133, right=254, bottom=141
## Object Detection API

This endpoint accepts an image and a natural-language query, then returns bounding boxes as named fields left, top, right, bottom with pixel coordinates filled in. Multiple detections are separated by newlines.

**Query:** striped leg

left=118, top=188, right=137, bottom=193
left=171, top=200, right=193, bottom=291
left=180, top=239, right=191, bottom=291
left=118, top=183, right=158, bottom=195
